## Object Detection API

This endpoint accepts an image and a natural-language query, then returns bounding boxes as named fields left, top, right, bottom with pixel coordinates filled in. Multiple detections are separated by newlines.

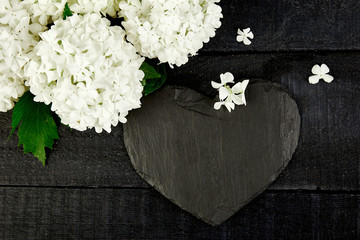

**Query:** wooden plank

left=202, top=0, right=360, bottom=52
left=0, top=53, right=358, bottom=190
left=0, top=111, right=147, bottom=188
left=0, top=187, right=358, bottom=239
left=168, top=53, right=360, bottom=191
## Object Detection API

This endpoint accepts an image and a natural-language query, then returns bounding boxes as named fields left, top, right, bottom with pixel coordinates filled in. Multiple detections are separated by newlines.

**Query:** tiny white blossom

left=236, top=28, right=254, bottom=45
left=308, top=64, right=334, bottom=84
left=212, top=72, right=249, bottom=112
left=214, top=101, right=235, bottom=112
left=211, top=72, right=234, bottom=100
left=0, top=26, right=30, bottom=112
left=230, top=79, right=249, bottom=106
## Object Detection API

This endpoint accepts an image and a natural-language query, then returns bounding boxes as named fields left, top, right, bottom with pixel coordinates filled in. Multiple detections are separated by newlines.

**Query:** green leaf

left=63, top=3, right=73, bottom=20
left=141, top=62, right=167, bottom=96
left=140, top=62, right=162, bottom=80
left=10, top=91, right=59, bottom=166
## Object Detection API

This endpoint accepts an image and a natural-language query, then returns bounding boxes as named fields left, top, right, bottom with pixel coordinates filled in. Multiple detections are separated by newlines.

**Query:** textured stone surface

left=123, top=82, right=301, bottom=225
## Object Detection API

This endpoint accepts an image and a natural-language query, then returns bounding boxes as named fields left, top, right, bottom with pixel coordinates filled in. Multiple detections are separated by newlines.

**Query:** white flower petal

left=231, top=82, right=242, bottom=93
left=231, top=94, right=243, bottom=105
left=214, top=101, right=223, bottom=110
left=232, top=79, right=249, bottom=93
left=220, top=72, right=234, bottom=84
left=311, top=64, right=322, bottom=75
left=320, top=64, right=330, bottom=74
left=322, top=74, right=334, bottom=83
left=243, top=28, right=250, bottom=34
left=211, top=81, right=222, bottom=89
left=309, top=75, right=321, bottom=84
left=241, top=93, right=247, bottom=105
left=219, top=87, right=230, bottom=100
left=243, top=37, right=252, bottom=45
left=236, top=35, right=244, bottom=42
left=224, top=102, right=235, bottom=112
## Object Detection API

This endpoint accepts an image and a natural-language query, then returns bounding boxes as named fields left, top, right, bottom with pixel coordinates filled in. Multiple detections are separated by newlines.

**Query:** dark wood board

left=0, top=53, right=358, bottom=192
left=0, top=0, right=359, bottom=238
left=0, top=187, right=358, bottom=240
left=168, top=53, right=360, bottom=191
left=202, top=0, right=360, bottom=52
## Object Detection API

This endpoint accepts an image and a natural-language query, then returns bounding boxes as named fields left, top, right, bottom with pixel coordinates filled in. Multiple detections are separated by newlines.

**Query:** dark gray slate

left=123, top=82, right=301, bottom=225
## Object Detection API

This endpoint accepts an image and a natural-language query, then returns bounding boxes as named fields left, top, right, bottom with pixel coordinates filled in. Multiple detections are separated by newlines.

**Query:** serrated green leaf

left=10, top=91, right=59, bottom=166
left=63, top=3, right=73, bottom=20
left=141, top=62, right=167, bottom=96
left=140, top=62, right=162, bottom=79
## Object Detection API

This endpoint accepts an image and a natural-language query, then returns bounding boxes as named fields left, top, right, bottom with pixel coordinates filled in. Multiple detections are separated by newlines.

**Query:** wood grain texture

left=168, top=53, right=360, bottom=191
left=0, top=187, right=358, bottom=240
left=0, top=53, right=358, bottom=191
left=0, top=0, right=358, bottom=237
left=202, top=0, right=360, bottom=52
left=123, top=83, right=300, bottom=225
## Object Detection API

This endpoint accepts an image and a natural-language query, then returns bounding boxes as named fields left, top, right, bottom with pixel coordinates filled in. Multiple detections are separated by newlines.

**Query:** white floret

left=25, top=13, right=144, bottom=133
left=119, top=0, right=223, bottom=67
left=68, top=0, right=120, bottom=17
left=0, top=26, right=29, bottom=112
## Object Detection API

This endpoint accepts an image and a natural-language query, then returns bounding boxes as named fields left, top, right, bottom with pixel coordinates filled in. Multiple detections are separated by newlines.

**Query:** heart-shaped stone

left=123, top=81, right=300, bottom=225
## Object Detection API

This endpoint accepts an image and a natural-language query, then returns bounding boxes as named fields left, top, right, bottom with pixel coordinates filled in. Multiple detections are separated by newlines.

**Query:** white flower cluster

left=1, top=0, right=120, bottom=38
left=25, top=14, right=144, bottom=133
left=0, top=26, right=29, bottom=112
left=212, top=72, right=249, bottom=112
left=119, top=0, right=223, bottom=67
left=68, top=0, right=119, bottom=17
left=0, top=1, right=224, bottom=132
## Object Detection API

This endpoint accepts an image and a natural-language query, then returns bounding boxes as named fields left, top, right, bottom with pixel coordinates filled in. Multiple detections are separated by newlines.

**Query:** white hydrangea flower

left=119, top=0, right=223, bottom=67
left=0, top=73, right=26, bottom=112
left=69, top=0, right=119, bottom=17
left=17, top=0, right=119, bottom=38
left=25, top=13, right=145, bottom=133
left=0, top=26, right=29, bottom=112
left=0, top=0, right=28, bottom=29
left=21, top=0, right=67, bottom=33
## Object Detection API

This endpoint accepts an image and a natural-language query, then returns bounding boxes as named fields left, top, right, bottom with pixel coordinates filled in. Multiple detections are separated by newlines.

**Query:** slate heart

left=123, top=81, right=300, bottom=226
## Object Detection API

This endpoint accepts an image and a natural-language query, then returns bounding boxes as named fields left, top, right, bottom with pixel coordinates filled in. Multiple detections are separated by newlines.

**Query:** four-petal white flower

left=236, top=28, right=254, bottom=45
left=211, top=72, right=234, bottom=100
left=212, top=72, right=249, bottom=112
left=309, top=64, right=334, bottom=84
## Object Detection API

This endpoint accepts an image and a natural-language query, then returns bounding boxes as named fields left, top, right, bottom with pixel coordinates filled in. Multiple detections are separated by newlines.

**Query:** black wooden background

left=1, top=0, right=359, bottom=239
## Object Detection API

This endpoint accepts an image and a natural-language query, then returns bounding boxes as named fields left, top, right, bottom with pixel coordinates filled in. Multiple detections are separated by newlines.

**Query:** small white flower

left=236, top=28, right=254, bottom=45
left=0, top=26, right=30, bottom=112
left=308, top=64, right=334, bottom=84
left=211, top=72, right=234, bottom=100
left=212, top=72, right=249, bottom=112
left=214, top=101, right=235, bottom=112
left=230, top=79, right=249, bottom=105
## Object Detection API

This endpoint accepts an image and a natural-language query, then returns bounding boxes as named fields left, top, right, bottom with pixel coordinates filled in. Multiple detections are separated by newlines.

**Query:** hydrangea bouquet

left=0, top=0, right=223, bottom=165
